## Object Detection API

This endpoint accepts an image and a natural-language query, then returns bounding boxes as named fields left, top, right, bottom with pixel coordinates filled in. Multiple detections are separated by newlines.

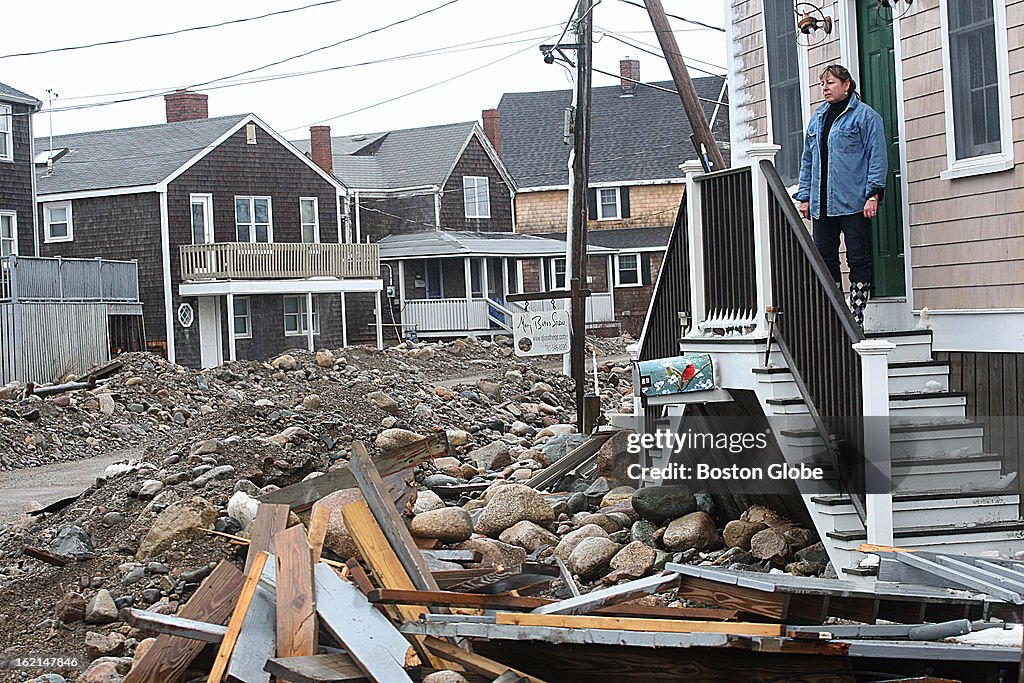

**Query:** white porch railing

left=403, top=293, right=615, bottom=333
left=0, top=255, right=140, bottom=303
left=179, top=242, right=379, bottom=281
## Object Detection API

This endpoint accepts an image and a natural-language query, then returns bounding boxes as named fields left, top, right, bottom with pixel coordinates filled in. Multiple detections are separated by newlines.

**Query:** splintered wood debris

left=115, top=435, right=1022, bottom=683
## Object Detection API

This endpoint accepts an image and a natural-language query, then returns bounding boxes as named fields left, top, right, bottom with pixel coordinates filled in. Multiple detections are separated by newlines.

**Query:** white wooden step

left=887, top=361, right=950, bottom=394
left=813, top=490, right=1020, bottom=532
left=867, top=330, right=934, bottom=363
left=828, top=520, right=1024, bottom=557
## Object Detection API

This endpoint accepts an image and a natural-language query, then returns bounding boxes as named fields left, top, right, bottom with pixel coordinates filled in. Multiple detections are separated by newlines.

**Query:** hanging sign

left=512, top=308, right=571, bottom=356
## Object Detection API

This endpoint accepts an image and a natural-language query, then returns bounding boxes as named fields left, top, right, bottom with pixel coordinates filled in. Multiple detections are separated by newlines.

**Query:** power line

left=596, top=26, right=725, bottom=73
left=0, top=0, right=348, bottom=60
left=617, top=0, right=725, bottom=32
left=593, top=66, right=728, bottom=106
left=30, top=0, right=465, bottom=117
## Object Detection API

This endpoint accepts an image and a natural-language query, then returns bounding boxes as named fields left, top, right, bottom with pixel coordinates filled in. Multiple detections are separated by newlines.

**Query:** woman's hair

left=819, top=64, right=857, bottom=95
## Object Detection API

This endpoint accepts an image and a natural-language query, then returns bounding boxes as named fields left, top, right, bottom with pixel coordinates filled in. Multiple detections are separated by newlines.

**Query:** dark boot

left=849, top=281, right=870, bottom=329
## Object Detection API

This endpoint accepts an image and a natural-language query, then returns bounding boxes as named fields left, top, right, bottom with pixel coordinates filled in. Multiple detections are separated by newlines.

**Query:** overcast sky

left=4, top=0, right=726, bottom=140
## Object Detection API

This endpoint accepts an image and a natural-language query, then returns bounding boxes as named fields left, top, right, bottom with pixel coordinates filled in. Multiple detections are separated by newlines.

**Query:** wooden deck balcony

left=179, top=242, right=380, bottom=282
left=1, top=255, right=140, bottom=304
left=403, top=293, right=615, bottom=335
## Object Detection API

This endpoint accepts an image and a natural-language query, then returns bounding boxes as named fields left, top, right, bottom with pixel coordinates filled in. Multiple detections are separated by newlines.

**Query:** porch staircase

left=752, top=328, right=1023, bottom=573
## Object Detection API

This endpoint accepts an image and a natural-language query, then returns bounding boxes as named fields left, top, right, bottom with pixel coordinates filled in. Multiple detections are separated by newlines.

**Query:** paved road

left=0, top=450, right=135, bottom=525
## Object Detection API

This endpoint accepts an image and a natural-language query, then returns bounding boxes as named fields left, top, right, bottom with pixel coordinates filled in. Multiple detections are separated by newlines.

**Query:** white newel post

left=746, top=143, right=780, bottom=336
left=853, top=339, right=896, bottom=546
left=681, top=160, right=706, bottom=330
left=226, top=293, right=236, bottom=362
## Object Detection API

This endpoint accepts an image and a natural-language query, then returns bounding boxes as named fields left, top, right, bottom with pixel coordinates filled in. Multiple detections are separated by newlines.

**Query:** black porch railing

left=698, top=167, right=756, bottom=321
left=762, top=159, right=867, bottom=518
left=639, top=192, right=690, bottom=362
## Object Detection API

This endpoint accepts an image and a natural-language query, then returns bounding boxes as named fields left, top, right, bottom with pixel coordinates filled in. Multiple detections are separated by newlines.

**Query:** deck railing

left=179, top=242, right=380, bottom=281
left=697, top=166, right=757, bottom=326
left=0, top=255, right=140, bottom=303
left=402, top=293, right=615, bottom=334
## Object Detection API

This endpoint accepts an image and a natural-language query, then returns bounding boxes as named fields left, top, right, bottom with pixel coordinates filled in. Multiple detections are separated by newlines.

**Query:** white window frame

left=597, top=187, right=621, bottom=220
left=232, top=296, right=252, bottom=339
left=615, top=252, right=641, bottom=287
left=234, top=196, right=273, bottom=243
left=551, top=257, right=567, bottom=289
left=463, top=176, right=491, bottom=218
left=44, top=201, right=73, bottom=243
left=299, top=197, right=320, bottom=243
left=190, top=193, right=214, bottom=245
left=938, top=0, right=1014, bottom=180
left=0, top=104, right=12, bottom=162
left=0, top=211, right=17, bottom=257
left=284, top=295, right=319, bottom=336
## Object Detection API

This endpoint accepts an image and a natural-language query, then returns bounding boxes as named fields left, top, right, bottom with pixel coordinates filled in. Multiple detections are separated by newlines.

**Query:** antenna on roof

left=45, top=89, right=59, bottom=175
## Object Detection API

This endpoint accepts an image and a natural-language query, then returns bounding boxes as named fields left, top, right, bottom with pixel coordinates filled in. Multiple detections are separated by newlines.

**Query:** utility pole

left=569, top=0, right=593, bottom=432
left=643, top=0, right=726, bottom=171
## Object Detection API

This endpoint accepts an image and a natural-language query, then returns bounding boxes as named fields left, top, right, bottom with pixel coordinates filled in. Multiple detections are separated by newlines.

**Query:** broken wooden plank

left=245, top=503, right=289, bottom=572
left=347, top=440, right=440, bottom=593
left=532, top=572, right=679, bottom=616
left=275, top=525, right=318, bottom=658
left=527, top=431, right=613, bottom=491
left=22, top=545, right=70, bottom=566
left=494, top=612, right=785, bottom=636
left=313, top=562, right=414, bottom=683
left=307, top=503, right=331, bottom=564
left=263, top=653, right=368, bottom=682
left=421, top=637, right=549, bottom=683
left=123, top=561, right=245, bottom=683
left=207, top=551, right=268, bottom=682
left=226, top=560, right=277, bottom=683
left=420, top=550, right=482, bottom=563
left=445, top=564, right=559, bottom=594
left=261, top=432, right=449, bottom=508
left=120, top=609, right=227, bottom=643
left=554, top=557, right=580, bottom=598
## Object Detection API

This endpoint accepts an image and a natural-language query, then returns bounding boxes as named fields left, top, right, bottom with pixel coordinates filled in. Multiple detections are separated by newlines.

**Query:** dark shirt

left=819, top=95, right=850, bottom=217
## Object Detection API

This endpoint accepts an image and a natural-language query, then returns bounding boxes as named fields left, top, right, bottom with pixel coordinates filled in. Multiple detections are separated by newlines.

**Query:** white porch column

left=681, top=160, right=706, bottom=330
left=306, top=292, right=315, bottom=352
left=375, top=289, right=384, bottom=350
left=226, top=293, right=236, bottom=361
left=853, top=339, right=897, bottom=547
left=340, top=293, right=348, bottom=348
left=747, top=143, right=781, bottom=336
left=606, top=254, right=615, bottom=317
left=354, top=192, right=361, bottom=243
left=481, top=257, right=490, bottom=301
left=463, top=257, right=472, bottom=300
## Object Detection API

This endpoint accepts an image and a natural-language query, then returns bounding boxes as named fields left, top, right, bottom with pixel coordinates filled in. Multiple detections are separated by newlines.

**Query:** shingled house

left=0, top=81, right=41, bottom=259
left=35, top=91, right=382, bottom=369
left=294, top=121, right=615, bottom=338
left=493, top=59, right=729, bottom=335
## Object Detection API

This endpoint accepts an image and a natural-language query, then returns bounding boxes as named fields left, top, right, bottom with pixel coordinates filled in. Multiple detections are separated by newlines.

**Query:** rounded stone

left=662, top=511, right=718, bottom=552
left=630, top=485, right=698, bottom=523
left=723, top=519, right=768, bottom=551
left=498, top=520, right=559, bottom=553
left=410, top=507, right=473, bottom=543
left=568, top=537, right=622, bottom=578
left=609, top=540, right=658, bottom=577
left=474, top=484, right=555, bottom=537
left=554, top=524, right=610, bottom=561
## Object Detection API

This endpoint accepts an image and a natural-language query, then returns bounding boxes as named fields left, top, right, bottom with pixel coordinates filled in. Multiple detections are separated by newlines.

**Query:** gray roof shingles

left=293, top=121, right=478, bottom=190
left=531, top=225, right=673, bottom=250
left=35, top=114, right=248, bottom=195
left=0, top=81, right=41, bottom=106
left=498, top=76, right=728, bottom=189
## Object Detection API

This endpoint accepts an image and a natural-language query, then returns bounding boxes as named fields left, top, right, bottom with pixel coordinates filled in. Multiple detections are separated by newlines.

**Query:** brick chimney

left=310, top=125, right=333, bottom=174
left=164, top=90, right=208, bottom=123
left=482, top=109, right=501, bottom=157
left=620, top=57, right=640, bottom=96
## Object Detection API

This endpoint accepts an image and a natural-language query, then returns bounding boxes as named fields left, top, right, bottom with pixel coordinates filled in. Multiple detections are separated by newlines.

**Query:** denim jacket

left=793, top=93, right=888, bottom=219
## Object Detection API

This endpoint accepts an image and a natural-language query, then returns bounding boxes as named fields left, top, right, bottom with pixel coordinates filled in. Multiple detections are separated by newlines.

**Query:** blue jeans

left=813, top=213, right=873, bottom=285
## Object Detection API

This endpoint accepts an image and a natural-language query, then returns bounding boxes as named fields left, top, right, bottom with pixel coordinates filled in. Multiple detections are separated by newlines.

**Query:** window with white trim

left=284, top=296, right=319, bottom=336
left=463, top=176, right=490, bottom=218
left=940, top=0, right=1013, bottom=177
left=0, top=212, right=16, bottom=256
left=44, top=201, right=73, bottom=243
left=233, top=297, right=251, bottom=338
left=598, top=188, right=621, bottom=220
left=764, top=0, right=803, bottom=186
left=299, top=197, right=319, bottom=243
left=235, top=196, right=272, bottom=242
left=552, top=257, right=566, bottom=289
left=0, top=105, right=11, bottom=161
left=615, top=253, right=641, bottom=286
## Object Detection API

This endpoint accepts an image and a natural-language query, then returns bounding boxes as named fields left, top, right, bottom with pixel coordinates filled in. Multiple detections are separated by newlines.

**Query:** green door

left=856, top=2, right=905, bottom=297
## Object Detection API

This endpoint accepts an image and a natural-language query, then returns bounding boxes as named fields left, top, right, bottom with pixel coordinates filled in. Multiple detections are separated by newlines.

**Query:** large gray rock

left=454, top=538, right=527, bottom=569
left=467, top=441, right=512, bottom=471
left=498, top=520, right=559, bottom=553
left=423, top=671, right=470, bottom=683
left=630, top=485, right=698, bottom=523
left=136, top=497, right=218, bottom=559
left=540, top=434, right=588, bottom=463
left=596, top=430, right=640, bottom=486
left=474, top=484, right=555, bottom=537
left=84, top=589, right=119, bottom=624
left=84, top=631, right=126, bottom=659
left=554, top=524, right=609, bottom=561
left=375, top=428, right=423, bottom=452
left=49, top=525, right=95, bottom=560
left=609, top=540, right=657, bottom=577
left=568, top=537, right=622, bottom=578
left=55, top=592, right=87, bottom=623
left=319, top=488, right=363, bottom=560
left=750, top=527, right=791, bottom=564
left=723, top=520, right=767, bottom=551
left=741, top=505, right=792, bottom=528
left=412, top=489, right=446, bottom=515
left=662, top=511, right=717, bottom=551
left=366, top=391, right=400, bottom=416
left=630, top=520, right=658, bottom=546
left=410, top=508, right=473, bottom=543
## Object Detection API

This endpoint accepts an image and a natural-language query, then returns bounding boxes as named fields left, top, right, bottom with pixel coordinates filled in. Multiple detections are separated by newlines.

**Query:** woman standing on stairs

left=794, top=64, right=888, bottom=328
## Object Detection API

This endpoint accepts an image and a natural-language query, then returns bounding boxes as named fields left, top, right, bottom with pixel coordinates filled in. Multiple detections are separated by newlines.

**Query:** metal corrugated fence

left=0, top=303, right=110, bottom=385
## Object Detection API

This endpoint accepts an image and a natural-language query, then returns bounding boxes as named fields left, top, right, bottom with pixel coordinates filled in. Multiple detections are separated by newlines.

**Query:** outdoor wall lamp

left=678, top=311, right=690, bottom=338
left=877, top=0, right=914, bottom=20
left=795, top=3, right=833, bottom=47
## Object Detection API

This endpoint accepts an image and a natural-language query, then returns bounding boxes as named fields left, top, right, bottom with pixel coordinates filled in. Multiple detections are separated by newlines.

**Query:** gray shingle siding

left=440, top=137, right=513, bottom=233
left=1, top=101, right=38, bottom=255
